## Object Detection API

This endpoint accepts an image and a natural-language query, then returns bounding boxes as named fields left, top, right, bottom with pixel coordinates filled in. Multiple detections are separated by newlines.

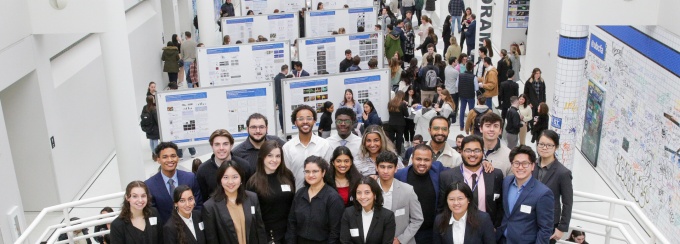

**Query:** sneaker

left=191, top=155, right=196, bottom=158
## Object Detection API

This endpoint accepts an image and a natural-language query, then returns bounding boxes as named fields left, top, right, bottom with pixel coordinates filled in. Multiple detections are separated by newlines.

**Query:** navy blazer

left=292, top=69, right=310, bottom=77
left=464, top=20, right=476, bottom=45
left=202, top=191, right=267, bottom=244
left=395, top=161, right=447, bottom=212
left=340, top=207, right=396, bottom=244
left=497, top=176, right=554, bottom=244
left=163, top=210, right=206, bottom=244
left=145, top=170, right=204, bottom=226
left=438, top=166, right=504, bottom=227
left=432, top=209, right=496, bottom=244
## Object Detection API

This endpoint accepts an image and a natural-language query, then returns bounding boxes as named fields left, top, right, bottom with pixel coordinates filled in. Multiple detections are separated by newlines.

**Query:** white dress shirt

left=381, top=180, right=395, bottom=210
left=450, top=212, right=467, bottom=244
left=362, top=208, right=375, bottom=242
left=327, top=133, right=362, bottom=159
left=180, top=212, right=197, bottom=239
left=282, top=134, right=334, bottom=189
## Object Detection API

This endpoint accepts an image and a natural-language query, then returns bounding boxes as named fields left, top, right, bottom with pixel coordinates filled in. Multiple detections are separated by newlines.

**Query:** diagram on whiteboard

left=164, top=92, right=211, bottom=143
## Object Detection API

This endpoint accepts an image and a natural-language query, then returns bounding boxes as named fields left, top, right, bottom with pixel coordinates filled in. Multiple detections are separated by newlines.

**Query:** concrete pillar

left=100, top=0, right=146, bottom=186
left=550, top=24, right=589, bottom=169
left=197, top=0, right=219, bottom=46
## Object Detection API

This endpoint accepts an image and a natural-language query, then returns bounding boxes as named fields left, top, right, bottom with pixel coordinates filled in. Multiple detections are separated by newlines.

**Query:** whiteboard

left=197, top=41, right=291, bottom=86
left=305, top=7, right=378, bottom=37
left=298, top=32, right=383, bottom=75
left=221, top=13, right=299, bottom=44
left=241, top=0, right=306, bottom=15
left=156, top=82, right=277, bottom=147
left=281, top=69, right=391, bottom=134
left=311, top=0, right=374, bottom=9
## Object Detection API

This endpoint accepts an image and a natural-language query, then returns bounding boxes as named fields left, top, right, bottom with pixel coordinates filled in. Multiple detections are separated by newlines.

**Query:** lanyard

left=460, top=164, right=481, bottom=192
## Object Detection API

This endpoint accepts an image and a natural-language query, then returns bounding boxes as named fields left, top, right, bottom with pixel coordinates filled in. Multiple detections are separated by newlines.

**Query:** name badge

left=198, top=222, right=204, bottom=230
left=149, top=217, right=157, bottom=226
left=494, top=193, right=500, bottom=200
left=520, top=204, right=532, bottom=214
left=350, top=228, right=360, bottom=237
left=281, top=184, right=291, bottom=192
left=251, top=206, right=256, bottom=214
left=395, top=208, right=405, bottom=217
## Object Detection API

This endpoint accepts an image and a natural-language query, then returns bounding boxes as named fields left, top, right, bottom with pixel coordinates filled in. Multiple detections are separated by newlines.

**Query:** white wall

left=0, top=0, right=31, bottom=51
left=0, top=99, right=27, bottom=244
left=657, top=0, right=680, bottom=36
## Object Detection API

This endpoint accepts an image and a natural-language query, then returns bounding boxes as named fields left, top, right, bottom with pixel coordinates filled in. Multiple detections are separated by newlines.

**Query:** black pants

left=415, top=9, right=423, bottom=26
left=404, top=54, right=414, bottom=64
left=405, top=119, right=415, bottom=142
left=452, top=92, right=460, bottom=123
left=414, top=228, right=433, bottom=244
left=385, top=124, right=405, bottom=155
left=168, top=72, right=178, bottom=83
left=460, top=32, right=466, bottom=51
left=501, top=107, right=509, bottom=121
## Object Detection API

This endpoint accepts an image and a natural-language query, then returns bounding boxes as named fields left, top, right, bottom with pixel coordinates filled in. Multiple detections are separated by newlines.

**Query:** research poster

left=347, top=7, right=376, bottom=33
left=305, top=7, right=378, bottom=37
left=222, top=13, right=299, bottom=44
left=507, top=0, right=530, bottom=28
left=226, top=88, right=270, bottom=138
left=198, top=41, right=290, bottom=86
left=299, top=32, right=383, bottom=75
left=163, top=92, right=212, bottom=144
left=312, top=0, right=374, bottom=9
left=242, top=0, right=306, bottom=15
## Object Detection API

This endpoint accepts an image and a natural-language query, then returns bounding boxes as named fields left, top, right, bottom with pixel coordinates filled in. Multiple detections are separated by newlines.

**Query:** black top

left=93, top=224, right=107, bottom=243
left=247, top=173, right=295, bottom=242
left=407, top=168, right=436, bottom=230
left=388, top=103, right=409, bottom=126
left=142, top=105, right=160, bottom=140
left=340, top=58, right=353, bottom=73
left=505, top=107, right=522, bottom=134
left=162, top=210, right=206, bottom=244
left=110, top=208, right=162, bottom=244
left=432, top=209, right=496, bottom=244
left=319, top=112, right=333, bottom=131
left=458, top=71, right=477, bottom=99
left=232, top=135, right=287, bottom=170
left=498, top=80, right=519, bottom=109
left=286, top=184, right=345, bottom=243
left=275, top=73, right=286, bottom=105
left=196, top=154, right=254, bottom=201
left=531, top=114, right=550, bottom=143
left=496, top=59, right=512, bottom=82
left=417, top=36, right=438, bottom=54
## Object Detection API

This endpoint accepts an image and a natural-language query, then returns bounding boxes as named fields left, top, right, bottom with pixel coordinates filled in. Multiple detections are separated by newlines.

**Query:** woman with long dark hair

left=459, top=8, right=472, bottom=53
left=339, top=177, right=396, bottom=243
left=531, top=102, right=550, bottom=143
left=110, top=181, right=162, bottom=244
left=524, top=68, right=547, bottom=116
left=142, top=95, right=160, bottom=155
left=497, top=49, right=513, bottom=82
left=203, top=162, right=267, bottom=243
left=163, top=186, right=205, bottom=244
left=146, top=81, right=157, bottom=96
left=433, top=182, right=495, bottom=244
left=325, top=146, right=363, bottom=206
left=386, top=91, right=409, bottom=155
left=362, top=100, right=382, bottom=132
left=340, top=89, right=363, bottom=120
left=246, top=140, right=296, bottom=243
left=403, top=86, right=419, bottom=146
left=442, top=15, right=452, bottom=56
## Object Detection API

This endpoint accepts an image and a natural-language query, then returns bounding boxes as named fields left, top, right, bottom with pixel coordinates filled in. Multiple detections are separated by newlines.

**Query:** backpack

left=424, top=69, right=440, bottom=89
left=140, top=109, right=154, bottom=133
left=472, top=108, right=490, bottom=136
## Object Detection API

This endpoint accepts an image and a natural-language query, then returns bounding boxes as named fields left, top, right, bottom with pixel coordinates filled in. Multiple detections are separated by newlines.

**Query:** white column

left=197, top=0, right=219, bottom=46
left=100, top=0, right=146, bottom=186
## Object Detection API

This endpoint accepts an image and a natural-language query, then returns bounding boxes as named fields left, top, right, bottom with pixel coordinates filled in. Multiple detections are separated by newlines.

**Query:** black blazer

left=432, top=209, right=496, bottom=244
left=202, top=191, right=267, bottom=244
left=498, top=80, right=519, bottom=109
left=532, top=159, right=573, bottom=232
left=438, top=166, right=504, bottom=227
left=110, top=207, right=163, bottom=244
left=163, top=210, right=207, bottom=244
left=340, top=207, right=396, bottom=244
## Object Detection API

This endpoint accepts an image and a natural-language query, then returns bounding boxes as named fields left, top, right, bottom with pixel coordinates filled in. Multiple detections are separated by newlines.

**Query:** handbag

left=178, top=59, right=184, bottom=67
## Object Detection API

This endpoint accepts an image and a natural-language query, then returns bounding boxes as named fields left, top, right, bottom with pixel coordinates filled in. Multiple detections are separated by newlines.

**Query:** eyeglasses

left=449, top=197, right=468, bottom=204
left=335, top=119, right=352, bottom=125
left=511, top=161, right=534, bottom=168
left=463, top=149, right=483, bottom=154
left=248, top=125, right=266, bottom=131
left=296, top=117, right=314, bottom=122
left=537, top=143, right=555, bottom=149
left=304, top=170, right=321, bottom=175
left=431, top=126, right=448, bottom=132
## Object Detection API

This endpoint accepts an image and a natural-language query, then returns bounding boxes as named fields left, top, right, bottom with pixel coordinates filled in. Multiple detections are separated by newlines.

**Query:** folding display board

left=221, top=13, right=299, bottom=44
left=197, top=41, right=291, bottom=86
left=298, top=32, right=383, bottom=75
left=156, top=82, right=277, bottom=147
left=311, top=0, right=375, bottom=9
left=241, top=0, right=307, bottom=15
left=305, top=7, right=378, bottom=37
left=281, top=69, right=391, bottom=134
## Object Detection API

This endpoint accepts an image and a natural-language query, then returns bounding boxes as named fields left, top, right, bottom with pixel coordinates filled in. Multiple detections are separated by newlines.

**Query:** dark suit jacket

left=292, top=69, right=310, bottom=77
left=497, top=176, right=554, bottom=244
left=432, top=209, right=496, bottom=244
left=464, top=20, right=476, bottom=47
left=202, top=191, right=267, bottom=244
left=340, top=207, right=396, bottom=244
left=110, top=207, right=163, bottom=244
left=498, top=80, right=519, bottom=109
left=145, top=170, right=203, bottom=225
left=438, top=166, right=504, bottom=227
left=532, top=159, right=573, bottom=232
left=163, top=210, right=207, bottom=244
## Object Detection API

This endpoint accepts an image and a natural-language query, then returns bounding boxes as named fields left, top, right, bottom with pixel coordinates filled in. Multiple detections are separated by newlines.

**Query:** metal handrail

left=35, top=211, right=120, bottom=243
left=45, top=217, right=117, bottom=244
left=571, top=209, right=646, bottom=242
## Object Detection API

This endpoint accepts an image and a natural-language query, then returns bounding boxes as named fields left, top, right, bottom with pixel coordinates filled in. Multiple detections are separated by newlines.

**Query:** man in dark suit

left=464, top=14, right=477, bottom=57
left=292, top=61, right=310, bottom=77
left=439, top=135, right=504, bottom=227
left=145, top=142, right=203, bottom=225
left=498, top=69, right=519, bottom=121
left=197, top=129, right=254, bottom=201
left=497, top=145, right=554, bottom=244
left=274, top=64, right=289, bottom=130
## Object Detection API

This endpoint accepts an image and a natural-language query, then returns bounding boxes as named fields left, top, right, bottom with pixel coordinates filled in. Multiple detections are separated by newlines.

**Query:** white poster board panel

left=281, top=69, right=391, bottom=134
left=305, top=7, right=377, bottom=37
left=157, top=82, right=277, bottom=147
left=298, top=32, right=383, bottom=75
left=221, top=13, right=299, bottom=43
left=312, top=0, right=374, bottom=9
left=197, top=41, right=291, bottom=86
left=242, top=0, right=307, bottom=15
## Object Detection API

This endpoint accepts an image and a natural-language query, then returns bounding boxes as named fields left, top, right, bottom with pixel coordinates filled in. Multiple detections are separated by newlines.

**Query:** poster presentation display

left=305, top=7, right=377, bottom=37
left=156, top=82, right=277, bottom=147
left=221, top=13, right=299, bottom=44
left=580, top=80, right=605, bottom=166
left=241, top=0, right=306, bottom=15
left=197, top=41, right=291, bottom=86
left=507, top=0, right=530, bottom=28
left=281, top=69, right=391, bottom=134
left=298, top=32, right=383, bottom=75
left=311, top=0, right=374, bottom=9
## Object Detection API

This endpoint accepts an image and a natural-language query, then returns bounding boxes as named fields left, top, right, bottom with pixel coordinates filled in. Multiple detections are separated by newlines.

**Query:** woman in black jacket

left=433, top=182, right=495, bottom=244
left=385, top=91, right=410, bottom=155
left=339, top=177, right=395, bottom=244
left=416, top=27, right=438, bottom=55
left=163, top=185, right=206, bottom=244
left=524, top=68, right=547, bottom=116
left=142, top=95, right=160, bottom=156
left=442, top=15, right=452, bottom=56
left=94, top=207, right=114, bottom=243
left=531, top=102, right=550, bottom=143
left=110, top=181, right=162, bottom=244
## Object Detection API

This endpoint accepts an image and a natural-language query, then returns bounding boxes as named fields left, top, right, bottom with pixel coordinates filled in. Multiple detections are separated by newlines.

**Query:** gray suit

left=532, top=159, right=573, bottom=232
left=384, top=180, right=424, bottom=244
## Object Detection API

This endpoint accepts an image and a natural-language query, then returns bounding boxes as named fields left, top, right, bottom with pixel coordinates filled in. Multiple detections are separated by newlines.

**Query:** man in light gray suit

left=375, top=151, right=424, bottom=244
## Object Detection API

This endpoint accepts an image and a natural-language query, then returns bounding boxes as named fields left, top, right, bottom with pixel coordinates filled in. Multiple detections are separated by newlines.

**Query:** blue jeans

left=459, top=98, right=475, bottom=130
left=149, top=139, right=159, bottom=154
left=451, top=15, right=463, bottom=33
left=177, top=147, right=196, bottom=158
left=486, top=97, right=494, bottom=110
left=184, top=60, right=193, bottom=88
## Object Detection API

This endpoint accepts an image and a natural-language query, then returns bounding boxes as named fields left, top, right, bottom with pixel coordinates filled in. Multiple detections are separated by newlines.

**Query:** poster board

left=311, top=0, right=374, bottom=9
left=221, top=13, right=299, bottom=44
left=298, top=32, right=383, bottom=75
left=281, top=69, right=391, bottom=134
left=241, top=0, right=306, bottom=15
left=156, top=82, right=277, bottom=147
left=197, top=41, right=291, bottom=86
left=506, top=0, right=530, bottom=28
left=305, top=7, right=377, bottom=37
left=580, top=79, right=605, bottom=167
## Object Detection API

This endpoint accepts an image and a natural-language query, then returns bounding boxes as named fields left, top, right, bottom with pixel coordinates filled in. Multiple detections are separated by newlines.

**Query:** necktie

left=168, top=178, right=176, bottom=196
left=471, top=173, right=478, bottom=201
left=341, top=140, right=347, bottom=146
